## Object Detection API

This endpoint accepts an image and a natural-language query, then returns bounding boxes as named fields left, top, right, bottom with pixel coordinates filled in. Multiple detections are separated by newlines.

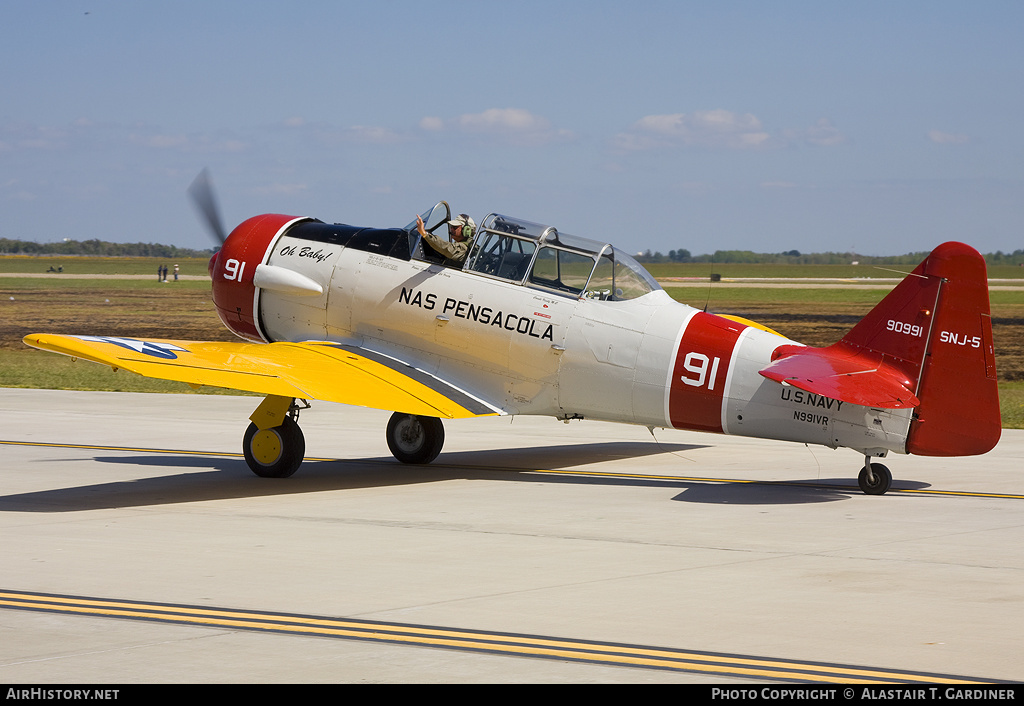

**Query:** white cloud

left=615, top=110, right=771, bottom=150
left=2, top=120, right=253, bottom=155
left=124, top=129, right=248, bottom=153
left=346, top=125, right=408, bottom=144
left=252, top=183, right=307, bottom=196
left=928, top=130, right=969, bottom=144
left=0, top=122, right=69, bottom=151
left=130, top=133, right=189, bottom=149
left=419, top=116, right=444, bottom=132
left=424, top=108, right=572, bottom=146
left=616, top=111, right=846, bottom=151
left=457, top=108, right=548, bottom=133
left=672, top=181, right=712, bottom=195
left=802, top=118, right=846, bottom=146
left=1, top=178, right=37, bottom=201
left=300, top=122, right=411, bottom=147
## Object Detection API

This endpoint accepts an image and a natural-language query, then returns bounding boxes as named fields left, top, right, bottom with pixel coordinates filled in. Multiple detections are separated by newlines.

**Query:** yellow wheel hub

left=250, top=428, right=283, bottom=465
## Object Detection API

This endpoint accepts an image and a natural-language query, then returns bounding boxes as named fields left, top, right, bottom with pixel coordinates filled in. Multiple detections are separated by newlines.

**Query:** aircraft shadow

left=670, top=478, right=930, bottom=505
left=0, top=441, right=697, bottom=512
left=0, top=441, right=928, bottom=511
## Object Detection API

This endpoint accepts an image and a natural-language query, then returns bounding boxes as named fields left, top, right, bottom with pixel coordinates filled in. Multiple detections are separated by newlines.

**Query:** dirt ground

left=3, top=284, right=1023, bottom=381
left=1, top=286, right=238, bottom=349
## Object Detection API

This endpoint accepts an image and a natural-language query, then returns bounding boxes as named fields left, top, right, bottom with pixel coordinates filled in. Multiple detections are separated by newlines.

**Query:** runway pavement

left=1, top=388, right=1022, bottom=683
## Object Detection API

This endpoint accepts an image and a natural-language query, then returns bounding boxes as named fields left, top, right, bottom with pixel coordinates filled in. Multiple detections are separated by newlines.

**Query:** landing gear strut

left=386, top=412, right=444, bottom=464
left=242, top=396, right=306, bottom=478
left=858, top=457, right=893, bottom=495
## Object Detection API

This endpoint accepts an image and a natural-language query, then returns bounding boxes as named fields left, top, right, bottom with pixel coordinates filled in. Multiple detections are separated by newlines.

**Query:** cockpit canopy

left=408, top=205, right=660, bottom=302
left=467, top=214, right=660, bottom=301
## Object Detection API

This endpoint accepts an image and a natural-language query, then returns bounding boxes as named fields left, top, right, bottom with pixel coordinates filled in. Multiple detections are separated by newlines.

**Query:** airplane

left=23, top=171, right=1001, bottom=495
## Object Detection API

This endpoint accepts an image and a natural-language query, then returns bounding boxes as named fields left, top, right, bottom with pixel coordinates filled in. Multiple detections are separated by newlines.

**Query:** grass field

left=2, top=256, right=1022, bottom=428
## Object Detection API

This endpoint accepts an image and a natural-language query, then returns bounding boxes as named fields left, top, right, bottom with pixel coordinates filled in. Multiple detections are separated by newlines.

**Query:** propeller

left=187, top=168, right=228, bottom=245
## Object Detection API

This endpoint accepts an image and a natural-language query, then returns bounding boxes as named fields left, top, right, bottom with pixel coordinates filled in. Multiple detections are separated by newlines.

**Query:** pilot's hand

left=415, top=215, right=427, bottom=236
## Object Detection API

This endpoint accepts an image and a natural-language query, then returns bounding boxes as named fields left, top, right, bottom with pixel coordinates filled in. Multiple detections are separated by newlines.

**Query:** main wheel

left=242, top=416, right=305, bottom=478
left=858, top=462, right=892, bottom=495
left=386, top=413, right=444, bottom=464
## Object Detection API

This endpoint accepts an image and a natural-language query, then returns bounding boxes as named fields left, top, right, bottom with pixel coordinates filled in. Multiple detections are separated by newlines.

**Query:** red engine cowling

left=209, top=213, right=309, bottom=342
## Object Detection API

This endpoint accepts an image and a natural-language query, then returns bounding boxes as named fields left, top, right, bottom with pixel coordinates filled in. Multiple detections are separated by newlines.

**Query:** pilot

left=416, top=213, right=476, bottom=265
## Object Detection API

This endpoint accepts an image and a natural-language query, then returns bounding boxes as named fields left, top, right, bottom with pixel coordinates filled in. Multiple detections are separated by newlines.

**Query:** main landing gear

left=243, top=415, right=305, bottom=478
left=242, top=396, right=307, bottom=478
left=240, top=397, right=447, bottom=478
left=386, top=412, right=445, bottom=464
left=858, top=456, right=893, bottom=495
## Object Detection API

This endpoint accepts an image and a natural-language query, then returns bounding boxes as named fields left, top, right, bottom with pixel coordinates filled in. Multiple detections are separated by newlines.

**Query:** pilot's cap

left=448, top=214, right=476, bottom=235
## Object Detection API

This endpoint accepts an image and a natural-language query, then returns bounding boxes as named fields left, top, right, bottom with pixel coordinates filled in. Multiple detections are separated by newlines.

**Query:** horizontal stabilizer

left=759, top=343, right=920, bottom=409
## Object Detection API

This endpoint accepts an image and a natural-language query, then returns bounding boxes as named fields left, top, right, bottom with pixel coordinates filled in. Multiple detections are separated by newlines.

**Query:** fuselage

left=211, top=211, right=914, bottom=459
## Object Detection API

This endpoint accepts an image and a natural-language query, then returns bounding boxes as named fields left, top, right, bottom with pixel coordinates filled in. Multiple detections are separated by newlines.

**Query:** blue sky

left=2, top=1, right=1022, bottom=256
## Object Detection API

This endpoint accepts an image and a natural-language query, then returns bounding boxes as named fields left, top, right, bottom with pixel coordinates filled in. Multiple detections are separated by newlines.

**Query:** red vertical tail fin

left=840, top=242, right=1000, bottom=456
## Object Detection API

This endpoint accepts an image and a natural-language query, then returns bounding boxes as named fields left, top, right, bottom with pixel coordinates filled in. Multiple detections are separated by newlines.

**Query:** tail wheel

left=858, top=462, right=892, bottom=495
left=386, top=413, right=444, bottom=464
left=243, top=416, right=305, bottom=478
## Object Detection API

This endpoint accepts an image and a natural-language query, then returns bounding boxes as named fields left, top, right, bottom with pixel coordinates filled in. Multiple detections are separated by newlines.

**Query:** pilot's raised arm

left=417, top=213, right=476, bottom=265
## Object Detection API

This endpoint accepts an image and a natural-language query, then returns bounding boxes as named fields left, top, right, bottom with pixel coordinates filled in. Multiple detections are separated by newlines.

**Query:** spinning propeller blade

left=187, top=168, right=228, bottom=245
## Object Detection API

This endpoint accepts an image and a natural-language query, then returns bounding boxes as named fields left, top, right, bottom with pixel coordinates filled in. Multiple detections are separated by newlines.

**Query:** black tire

left=242, top=416, right=305, bottom=478
left=858, top=463, right=892, bottom=495
left=386, top=413, right=444, bottom=464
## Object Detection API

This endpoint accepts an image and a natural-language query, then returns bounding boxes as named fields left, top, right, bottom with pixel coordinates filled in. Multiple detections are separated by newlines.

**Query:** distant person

left=158, top=265, right=163, bottom=281
left=416, top=213, right=476, bottom=265
left=174, top=264, right=179, bottom=281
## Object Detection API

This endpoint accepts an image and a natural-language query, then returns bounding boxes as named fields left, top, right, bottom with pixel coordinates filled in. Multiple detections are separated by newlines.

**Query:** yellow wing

left=23, top=334, right=502, bottom=420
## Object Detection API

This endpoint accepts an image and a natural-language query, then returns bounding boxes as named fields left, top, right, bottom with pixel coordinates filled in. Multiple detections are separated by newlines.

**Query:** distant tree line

left=638, top=248, right=1024, bottom=266
left=3, top=237, right=1021, bottom=265
left=0, top=238, right=214, bottom=259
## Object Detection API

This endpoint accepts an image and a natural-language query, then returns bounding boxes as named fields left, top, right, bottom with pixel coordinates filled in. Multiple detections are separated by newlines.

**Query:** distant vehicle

left=24, top=172, right=1001, bottom=494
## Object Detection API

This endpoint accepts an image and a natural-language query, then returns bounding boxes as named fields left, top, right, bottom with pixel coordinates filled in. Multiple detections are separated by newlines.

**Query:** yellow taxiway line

left=0, top=589, right=990, bottom=683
